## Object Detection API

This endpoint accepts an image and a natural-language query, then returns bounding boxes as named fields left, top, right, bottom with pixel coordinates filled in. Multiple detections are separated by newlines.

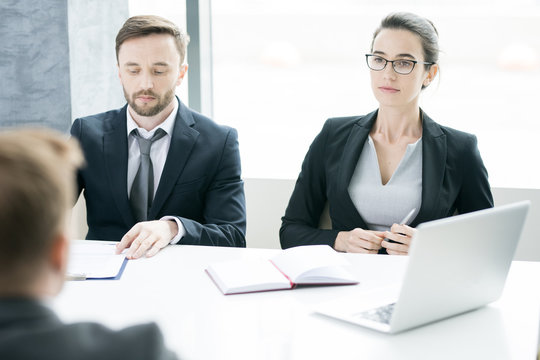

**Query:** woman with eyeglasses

left=280, top=12, right=493, bottom=255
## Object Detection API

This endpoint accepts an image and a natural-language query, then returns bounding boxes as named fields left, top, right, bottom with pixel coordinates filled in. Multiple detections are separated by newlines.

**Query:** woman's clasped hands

left=335, top=224, right=416, bottom=255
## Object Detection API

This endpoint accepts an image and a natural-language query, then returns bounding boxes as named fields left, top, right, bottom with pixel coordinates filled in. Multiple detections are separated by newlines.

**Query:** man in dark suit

left=71, top=15, right=246, bottom=259
left=0, top=129, right=178, bottom=360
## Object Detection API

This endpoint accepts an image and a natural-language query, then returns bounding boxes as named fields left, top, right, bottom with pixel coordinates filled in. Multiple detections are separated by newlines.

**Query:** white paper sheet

left=67, top=242, right=126, bottom=279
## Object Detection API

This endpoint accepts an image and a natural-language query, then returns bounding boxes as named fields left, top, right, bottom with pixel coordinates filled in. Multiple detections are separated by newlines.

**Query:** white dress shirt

left=126, top=98, right=185, bottom=244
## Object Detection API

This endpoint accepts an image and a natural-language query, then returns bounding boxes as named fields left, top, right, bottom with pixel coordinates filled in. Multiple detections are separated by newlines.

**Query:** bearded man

left=71, top=15, right=246, bottom=259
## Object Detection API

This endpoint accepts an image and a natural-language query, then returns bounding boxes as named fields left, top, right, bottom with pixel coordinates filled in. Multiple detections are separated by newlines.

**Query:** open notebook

left=206, top=245, right=358, bottom=295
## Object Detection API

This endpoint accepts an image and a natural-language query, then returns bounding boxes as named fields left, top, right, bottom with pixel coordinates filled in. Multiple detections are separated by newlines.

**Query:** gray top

left=348, top=136, right=422, bottom=231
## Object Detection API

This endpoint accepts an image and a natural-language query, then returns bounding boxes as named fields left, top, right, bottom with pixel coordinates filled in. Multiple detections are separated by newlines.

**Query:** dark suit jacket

left=280, top=109, right=494, bottom=250
left=0, top=298, right=178, bottom=360
left=71, top=98, right=246, bottom=247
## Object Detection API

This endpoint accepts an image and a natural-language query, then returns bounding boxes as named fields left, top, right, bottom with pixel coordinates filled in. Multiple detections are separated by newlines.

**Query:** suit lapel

left=412, top=111, right=447, bottom=226
left=335, top=110, right=378, bottom=229
left=149, top=100, right=199, bottom=219
left=103, top=106, right=135, bottom=227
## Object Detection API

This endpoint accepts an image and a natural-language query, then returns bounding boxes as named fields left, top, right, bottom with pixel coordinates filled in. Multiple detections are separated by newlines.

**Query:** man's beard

left=124, top=87, right=175, bottom=117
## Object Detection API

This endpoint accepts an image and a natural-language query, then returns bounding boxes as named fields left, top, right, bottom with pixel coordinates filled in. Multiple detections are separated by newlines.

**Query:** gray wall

left=0, top=0, right=128, bottom=132
left=68, top=0, right=128, bottom=120
left=0, top=0, right=71, bottom=131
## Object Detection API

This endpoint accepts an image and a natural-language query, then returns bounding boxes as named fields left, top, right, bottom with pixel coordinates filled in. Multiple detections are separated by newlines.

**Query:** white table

left=52, top=242, right=540, bottom=360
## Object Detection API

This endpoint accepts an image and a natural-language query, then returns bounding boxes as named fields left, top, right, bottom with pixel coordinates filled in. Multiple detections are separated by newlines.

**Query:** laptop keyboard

left=356, top=303, right=396, bottom=324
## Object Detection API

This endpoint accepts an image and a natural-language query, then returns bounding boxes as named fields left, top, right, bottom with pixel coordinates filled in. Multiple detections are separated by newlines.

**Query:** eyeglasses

left=365, top=54, right=434, bottom=75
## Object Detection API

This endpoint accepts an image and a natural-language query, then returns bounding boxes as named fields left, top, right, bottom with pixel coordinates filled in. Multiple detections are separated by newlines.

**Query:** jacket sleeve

left=70, top=118, right=85, bottom=200
left=280, top=120, right=340, bottom=249
left=455, top=134, right=494, bottom=213
left=177, top=128, right=246, bottom=247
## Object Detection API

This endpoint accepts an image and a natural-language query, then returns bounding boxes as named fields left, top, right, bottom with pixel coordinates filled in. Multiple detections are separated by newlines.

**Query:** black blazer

left=280, top=109, right=494, bottom=249
left=0, top=298, right=178, bottom=360
left=71, top=98, right=246, bottom=247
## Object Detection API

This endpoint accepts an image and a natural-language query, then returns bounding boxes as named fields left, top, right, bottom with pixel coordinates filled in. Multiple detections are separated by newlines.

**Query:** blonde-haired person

left=280, top=12, right=493, bottom=254
left=0, top=129, right=178, bottom=360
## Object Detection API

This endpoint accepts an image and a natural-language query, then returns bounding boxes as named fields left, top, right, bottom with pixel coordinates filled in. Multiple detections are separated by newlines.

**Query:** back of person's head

left=0, top=129, right=83, bottom=293
left=115, top=15, right=190, bottom=66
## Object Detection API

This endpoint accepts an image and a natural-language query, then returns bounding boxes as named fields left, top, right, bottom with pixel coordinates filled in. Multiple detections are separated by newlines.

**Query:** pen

left=398, top=208, right=416, bottom=226
left=385, top=208, right=416, bottom=244
left=66, top=273, right=87, bottom=281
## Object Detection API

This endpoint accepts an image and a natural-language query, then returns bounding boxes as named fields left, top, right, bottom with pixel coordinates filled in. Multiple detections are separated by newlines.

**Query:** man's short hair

left=115, top=15, right=190, bottom=66
left=0, top=129, right=83, bottom=285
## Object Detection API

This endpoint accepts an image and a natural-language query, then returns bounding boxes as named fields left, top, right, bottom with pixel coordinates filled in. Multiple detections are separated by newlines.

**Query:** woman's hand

left=334, top=228, right=385, bottom=253
left=381, top=224, right=417, bottom=255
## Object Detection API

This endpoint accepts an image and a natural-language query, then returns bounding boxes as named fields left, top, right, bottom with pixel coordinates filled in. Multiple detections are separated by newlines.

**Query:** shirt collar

left=126, top=97, right=179, bottom=138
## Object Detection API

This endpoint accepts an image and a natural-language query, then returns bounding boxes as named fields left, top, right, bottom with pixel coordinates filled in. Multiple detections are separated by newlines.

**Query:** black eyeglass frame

left=365, top=54, right=435, bottom=75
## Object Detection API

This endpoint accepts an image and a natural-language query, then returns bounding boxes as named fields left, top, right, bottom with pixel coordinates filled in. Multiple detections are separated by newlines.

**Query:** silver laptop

left=316, top=201, right=530, bottom=334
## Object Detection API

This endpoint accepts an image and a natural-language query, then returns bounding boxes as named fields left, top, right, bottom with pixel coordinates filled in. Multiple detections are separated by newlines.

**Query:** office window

left=212, top=0, right=540, bottom=189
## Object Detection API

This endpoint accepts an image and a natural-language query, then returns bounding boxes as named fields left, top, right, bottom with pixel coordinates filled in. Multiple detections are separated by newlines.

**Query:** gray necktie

left=130, top=128, right=166, bottom=222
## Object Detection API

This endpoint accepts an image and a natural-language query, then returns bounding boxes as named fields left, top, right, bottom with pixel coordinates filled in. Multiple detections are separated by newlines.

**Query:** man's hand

left=381, top=224, right=416, bottom=255
left=116, top=220, right=179, bottom=259
left=334, top=228, right=385, bottom=253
